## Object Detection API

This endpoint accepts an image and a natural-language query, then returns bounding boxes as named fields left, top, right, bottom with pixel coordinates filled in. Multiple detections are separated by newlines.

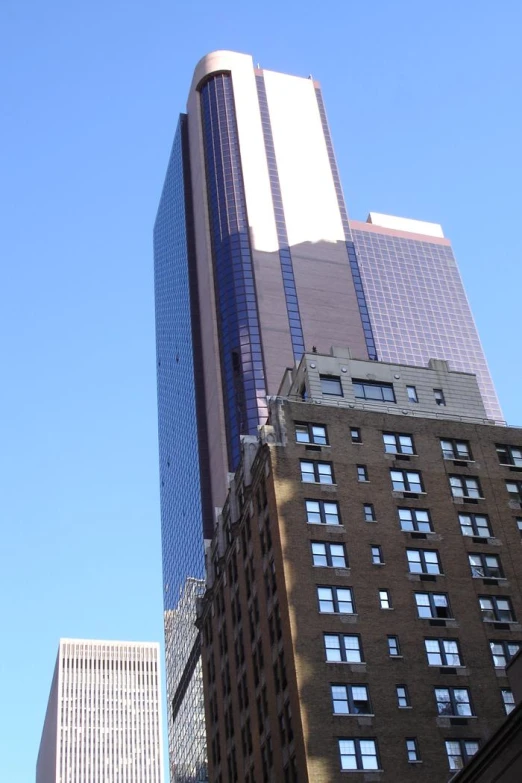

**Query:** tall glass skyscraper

left=154, top=50, right=502, bottom=781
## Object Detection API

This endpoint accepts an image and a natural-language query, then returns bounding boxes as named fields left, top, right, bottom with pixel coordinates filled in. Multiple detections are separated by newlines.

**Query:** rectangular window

left=502, top=689, right=515, bottom=715
left=517, top=518, right=522, bottom=535
left=371, top=546, right=384, bottom=565
left=383, top=432, right=415, bottom=455
left=305, top=499, right=340, bottom=525
left=324, top=634, right=362, bottom=663
left=364, top=503, right=376, bottom=522
left=490, top=641, right=521, bottom=668
left=398, top=508, right=433, bottom=533
left=331, top=684, right=372, bottom=715
left=406, top=385, right=418, bottom=403
left=415, top=592, right=452, bottom=619
left=300, top=460, right=334, bottom=484
left=320, top=375, right=343, bottom=396
left=357, top=465, right=369, bottom=482
left=391, top=469, right=424, bottom=493
left=396, top=685, right=410, bottom=708
left=351, top=428, right=362, bottom=443
left=435, top=688, right=473, bottom=716
left=434, top=388, right=446, bottom=406
left=311, top=542, right=347, bottom=568
left=353, top=379, right=396, bottom=403
left=407, top=549, right=442, bottom=575
left=449, top=475, right=482, bottom=499
left=406, top=739, right=420, bottom=762
left=295, top=422, right=328, bottom=445
left=441, top=439, right=472, bottom=460
left=496, top=444, right=522, bottom=467
left=506, top=481, right=522, bottom=502
left=338, top=739, right=379, bottom=771
left=425, top=638, right=462, bottom=666
left=388, top=635, right=401, bottom=656
left=479, top=596, right=515, bottom=622
left=459, top=513, right=491, bottom=538
left=468, top=553, right=503, bottom=579
left=379, top=590, right=392, bottom=609
left=317, top=586, right=354, bottom=614
left=445, top=740, right=479, bottom=771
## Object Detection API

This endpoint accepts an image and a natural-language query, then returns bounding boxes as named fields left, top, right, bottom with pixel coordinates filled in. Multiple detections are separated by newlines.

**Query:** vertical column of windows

left=200, top=74, right=268, bottom=469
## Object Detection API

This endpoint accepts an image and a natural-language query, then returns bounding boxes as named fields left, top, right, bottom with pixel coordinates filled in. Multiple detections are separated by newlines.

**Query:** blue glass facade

left=255, top=73, right=305, bottom=361
left=314, top=87, right=378, bottom=362
left=200, top=74, right=268, bottom=470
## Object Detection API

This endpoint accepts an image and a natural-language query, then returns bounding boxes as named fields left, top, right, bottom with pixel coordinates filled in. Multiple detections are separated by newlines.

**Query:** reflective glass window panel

left=353, top=380, right=395, bottom=402
left=305, top=499, right=340, bottom=525
left=502, top=689, right=515, bottom=715
left=445, top=740, right=479, bottom=771
left=388, top=636, right=400, bottom=656
left=364, top=504, right=376, bottom=522
left=425, top=639, right=461, bottom=666
left=317, top=586, right=354, bottom=614
left=407, top=386, right=418, bottom=403
left=406, top=739, right=419, bottom=762
left=490, top=641, right=521, bottom=667
left=357, top=465, right=368, bottom=482
left=435, top=688, right=472, bottom=716
left=391, top=470, right=423, bottom=493
left=468, top=553, right=503, bottom=579
left=398, top=508, right=432, bottom=532
left=396, top=686, right=410, bottom=707
left=415, top=592, right=451, bottom=619
left=459, top=513, right=491, bottom=537
left=479, top=596, right=515, bottom=622
left=320, top=375, right=343, bottom=396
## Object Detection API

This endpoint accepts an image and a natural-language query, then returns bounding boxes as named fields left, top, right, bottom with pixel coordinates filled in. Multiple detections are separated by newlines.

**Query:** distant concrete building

left=198, top=349, right=521, bottom=782
left=36, top=639, right=164, bottom=783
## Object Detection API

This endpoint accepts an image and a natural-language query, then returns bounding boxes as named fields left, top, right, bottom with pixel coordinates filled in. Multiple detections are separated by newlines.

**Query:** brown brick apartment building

left=198, top=349, right=522, bottom=782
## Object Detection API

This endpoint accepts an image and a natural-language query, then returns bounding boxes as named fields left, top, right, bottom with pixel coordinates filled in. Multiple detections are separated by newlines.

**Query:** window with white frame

left=424, top=638, right=462, bottom=666
left=398, top=508, right=433, bottom=533
left=406, top=549, right=442, bottom=575
left=305, top=499, right=340, bottom=525
left=295, top=422, right=328, bottom=445
left=445, top=739, right=479, bottom=771
left=300, top=460, right=334, bottom=484
left=479, top=596, right=515, bottom=622
left=311, top=542, right=347, bottom=568
left=490, top=641, right=521, bottom=668
left=383, top=432, right=415, bottom=455
left=414, top=592, right=452, bottom=619
left=331, top=684, right=372, bottom=715
left=317, top=586, right=354, bottom=614
left=458, top=513, right=491, bottom=538
left=391, top=469, right=424, bottom=493
left=449, top=475, right=482, bottom=499
left=338, top=739, right=379, bottom=771
left=434, top=687, right=473, bottom=716
left=324, top=634, right=362, bottom=663
left=468, top=553, right=503, bottom=579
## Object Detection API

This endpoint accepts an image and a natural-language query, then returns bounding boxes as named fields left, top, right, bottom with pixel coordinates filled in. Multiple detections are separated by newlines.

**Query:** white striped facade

left=36, top=639, right=164, bottom=783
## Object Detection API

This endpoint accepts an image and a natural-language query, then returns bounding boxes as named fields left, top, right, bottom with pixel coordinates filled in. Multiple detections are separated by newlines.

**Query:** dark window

left=449, top=475, right=482, bottom=499
left=338, top=738, right=379, bottom=771
left=441, top=439, right=472, bottom=460
left=300, top=460, right=334, bottom=484
left=388, top=635, right=401, bottom=656
left=371, top=546, right=384, bottom=565
left=490, top=641, right=521, bottom=667
left=406, top=739, right=420, bottom=762
left=396, top=685, right=410, bottom=708
left=364, top=503, right=376, bottom=522
left=425, top=638, right=462, bottom=666
left=317, top=586, right=354, bottom=614
left=331, top=684, right=372, bottom=715
left=353, top=379, right=396, bottom=403
left=406, top=385, right=418, bottom=403
left=379, top=590, right=392, bottom=609
left=479, top=596, right=515, bottom=622
left=391, top=469, right=424, bottom=493
left=434, top=388, right=446, bottom=406
left=516, top=518, right=522, bottom=535
left=506, top=481, right=522, bottom=502
left=407, top=549, right=442, bottom=575
left=502, top=689, right=515, bottom=715
left=415, top=592, right=452, bottom=619
left=295, top=422, right=328, bottom=445
left=445, top=739, right=479, bottom=771
left=305, top=499, right=340, bottom=525
left=459, top=513, right=491, bottom=538
left=351, top=427, right=362, bottom=443
left=383, top=432, right=415, bottom=455
left=398, top=508, right=433, bottom=532
left=468, top=553, right=503, bottom=579
left=357, top=465, right=369, bottom=482
left=324, top=634, right=362, bottom=663
left=311, top=541, right=347, bottom=568
left=320, top=375, right=343, bottom=396
left=496, top=444, right=522, bottom=467
left=435, top=688, right=473, bottom=716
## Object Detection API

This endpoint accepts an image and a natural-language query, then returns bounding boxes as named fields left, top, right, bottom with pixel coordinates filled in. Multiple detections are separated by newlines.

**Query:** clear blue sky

left=1, top=1, right=521, bottom=780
